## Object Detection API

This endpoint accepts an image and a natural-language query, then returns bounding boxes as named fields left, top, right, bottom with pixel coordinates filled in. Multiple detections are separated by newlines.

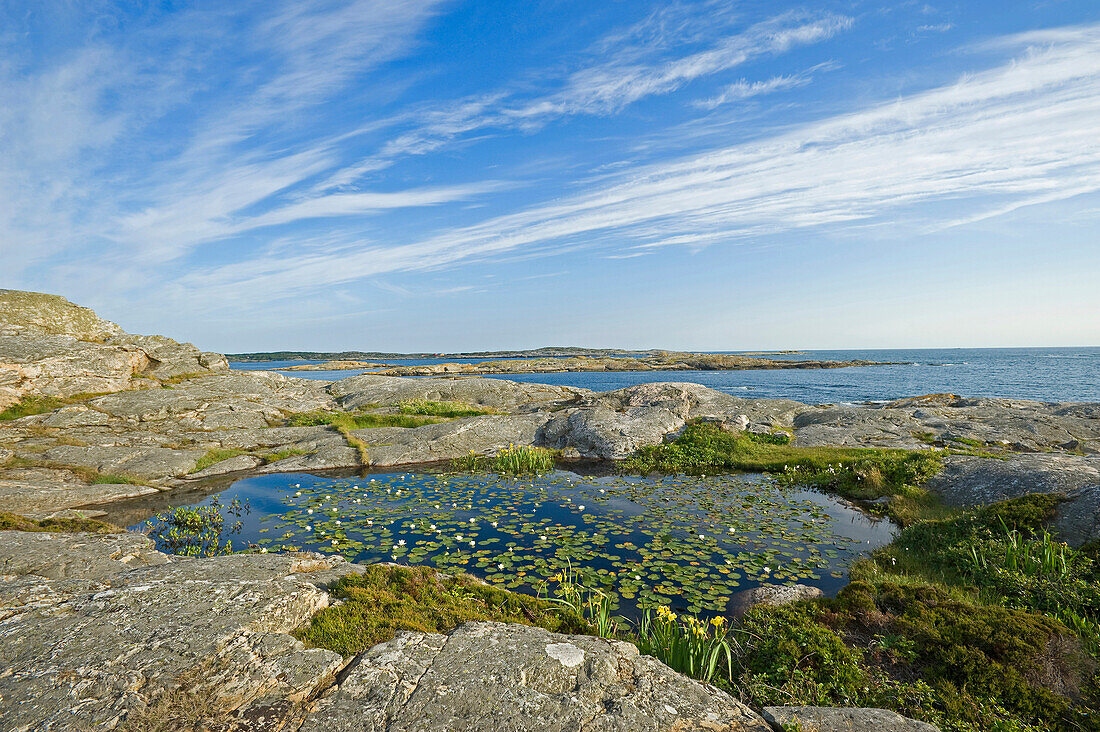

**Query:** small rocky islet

left=1, top=289, right=1098, bottom=731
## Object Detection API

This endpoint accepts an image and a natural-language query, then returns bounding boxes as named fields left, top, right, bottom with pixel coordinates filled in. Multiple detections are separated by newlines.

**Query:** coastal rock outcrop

left=0, top=290, right=227, bottom=410
left=0, top=532, right=774, bottom=732
left=538, top=382, right=803, bottom=459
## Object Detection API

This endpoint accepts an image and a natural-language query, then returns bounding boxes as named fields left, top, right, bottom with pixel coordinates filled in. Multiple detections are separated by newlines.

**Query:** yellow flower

left=710, top=616, right=727, bottom=628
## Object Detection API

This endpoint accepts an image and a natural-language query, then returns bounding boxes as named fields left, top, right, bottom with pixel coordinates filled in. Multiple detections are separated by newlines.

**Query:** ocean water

left=230, top=347, right=1100, bottom=404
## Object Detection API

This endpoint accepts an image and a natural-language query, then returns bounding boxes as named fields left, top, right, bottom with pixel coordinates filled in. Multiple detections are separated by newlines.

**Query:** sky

left=2, top=0, right=1099, bottom=353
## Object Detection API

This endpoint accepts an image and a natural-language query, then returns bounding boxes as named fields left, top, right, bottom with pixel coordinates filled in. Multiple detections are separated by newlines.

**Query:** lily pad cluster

left=145, top=471, right=893, bottom=620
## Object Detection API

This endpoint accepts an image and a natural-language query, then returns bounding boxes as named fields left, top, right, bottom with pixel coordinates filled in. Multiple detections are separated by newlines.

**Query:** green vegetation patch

left=295, top=564, right=589, bottom=656
left=0, top=510, right=121, bottom=533
left=731, top=495, right=1100, bottom=732
left=622, top=424, right=943, bottom=524
left=0, top=393, right=109, bottom=420
left=399, top=399, right=495, bottom=418
left=286, top=410, right=447, bottom=430
left=189, top=447, right=311, bottom=473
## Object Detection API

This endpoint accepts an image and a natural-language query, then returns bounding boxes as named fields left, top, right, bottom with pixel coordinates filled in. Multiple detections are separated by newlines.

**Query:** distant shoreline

left=261, top=352, right=888, bottom=375
left=227, top=347, right=806, bottom=362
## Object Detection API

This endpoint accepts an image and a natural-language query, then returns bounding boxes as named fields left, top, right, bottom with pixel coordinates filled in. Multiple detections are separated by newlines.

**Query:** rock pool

left=131, top=470, right=895, bottom=620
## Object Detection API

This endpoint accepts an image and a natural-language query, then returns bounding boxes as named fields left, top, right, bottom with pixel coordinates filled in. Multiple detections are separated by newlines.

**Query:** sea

left=229, top=347, right=1100, bottom=404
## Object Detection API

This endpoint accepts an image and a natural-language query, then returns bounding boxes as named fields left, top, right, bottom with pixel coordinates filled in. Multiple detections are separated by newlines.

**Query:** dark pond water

left=130, top=470, right=895, bottom=621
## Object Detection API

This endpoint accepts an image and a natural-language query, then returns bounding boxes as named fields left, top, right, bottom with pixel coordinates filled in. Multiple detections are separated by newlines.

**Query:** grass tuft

left=452, top=444, right=556, bottom=475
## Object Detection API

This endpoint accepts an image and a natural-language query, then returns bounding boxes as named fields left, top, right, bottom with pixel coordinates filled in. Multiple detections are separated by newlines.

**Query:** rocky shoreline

left=2, top=289, right=1098, bottom=731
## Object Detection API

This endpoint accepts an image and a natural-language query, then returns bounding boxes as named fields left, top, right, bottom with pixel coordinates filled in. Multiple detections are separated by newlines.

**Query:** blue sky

left=3, top=0, right=1099, bottom=352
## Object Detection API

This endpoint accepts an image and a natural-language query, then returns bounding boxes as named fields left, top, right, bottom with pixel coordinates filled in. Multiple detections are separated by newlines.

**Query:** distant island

left=249, top=350, right=888, bottom=375
left=228, top=346, right=807, bottom=362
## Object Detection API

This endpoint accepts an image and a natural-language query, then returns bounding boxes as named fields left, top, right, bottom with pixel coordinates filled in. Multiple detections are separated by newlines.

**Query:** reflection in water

left=128, top=470, right=895, bottom=620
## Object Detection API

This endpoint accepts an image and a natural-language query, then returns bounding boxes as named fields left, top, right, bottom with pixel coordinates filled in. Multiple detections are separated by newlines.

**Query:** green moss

left=399, top=399, right=494, bottom=418
left=295, top=565, right=590, bottom=656
left=0, top=510, right=121, bottom=533
left=622, top=424, right=943, bottom=524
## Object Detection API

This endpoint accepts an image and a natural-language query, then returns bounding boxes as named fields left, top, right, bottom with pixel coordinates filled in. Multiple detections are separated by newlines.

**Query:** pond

left=129, top=470, right=895, bottom=621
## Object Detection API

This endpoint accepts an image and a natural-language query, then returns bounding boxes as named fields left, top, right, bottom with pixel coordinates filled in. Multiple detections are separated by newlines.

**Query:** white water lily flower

left=398, top=539, right=406, bottom=546
left=430, top=524, right=437, bottom=530
left=578, top=505, right=585, bottom=511
left=294, top=492, right=302, bottom=497
left=335, top=520, right=342, bottom=525
left=698, top=534, right=704, bottom=539
left=763, top=566, right=771, bottom=573
left=498, top=563, right=505, bottom=570
left=307, top=509, right=313, bottom=514
left=456, top=535, right=463, bottom=541
left=469, top=540, right=476, bottom=547
left=259, top=548, right=267, bottom=553
left=304, top=525, right=312, bottom=531
left=540, top=535, right=547, bottom=540
left=490, top=521, right=498, bottom=527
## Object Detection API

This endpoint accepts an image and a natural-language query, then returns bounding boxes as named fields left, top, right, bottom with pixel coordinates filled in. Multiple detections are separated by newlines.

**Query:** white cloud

left=322, top=11, right=852, bottom=187
left=179, top=22, right=1100, bottom=300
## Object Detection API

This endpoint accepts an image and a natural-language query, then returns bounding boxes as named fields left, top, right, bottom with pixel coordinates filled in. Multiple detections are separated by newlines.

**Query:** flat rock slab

left=299, top=621, right=772, bottom=732
left=763, top=706, right=941, bottom=731
left=85, top=371, right=336, bottom=430
left=0, top=467, right=158, bottom=515
left=0, top=544, right=357, bottom=731
left=43, top=443, right=207, bottom=479
left=354, top=414, right=549, bottom=466
left=330, top=374, right=586, bottom=412
left=0, top=530, right=167, bottom=583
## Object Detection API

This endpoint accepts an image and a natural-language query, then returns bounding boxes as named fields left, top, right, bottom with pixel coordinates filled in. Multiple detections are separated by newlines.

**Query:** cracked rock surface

left=0, top=534, right=774, bottom=732
left=297, top=621, right=772, bottom=732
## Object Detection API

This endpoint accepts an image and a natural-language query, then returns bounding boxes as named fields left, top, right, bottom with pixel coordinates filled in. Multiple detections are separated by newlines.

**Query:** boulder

left=763, top=706, right=941, bottom=731
left=298, top=621, right=772, bottom=732
left=728, top=583, right=824, bottom=618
